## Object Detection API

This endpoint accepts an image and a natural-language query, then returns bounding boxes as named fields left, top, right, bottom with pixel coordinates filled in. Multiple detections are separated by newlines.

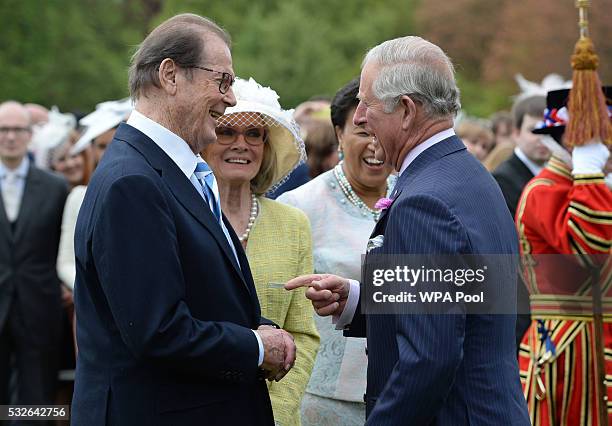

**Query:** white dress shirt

left=0, top=156, right=29, bottom=223
left=336, top=128, right=455, bottom=329
left=57, top=185, right=87, bottom=290
left=126, top=110, right=264, bottom=366
left=398, top=128, right=456, bottom=176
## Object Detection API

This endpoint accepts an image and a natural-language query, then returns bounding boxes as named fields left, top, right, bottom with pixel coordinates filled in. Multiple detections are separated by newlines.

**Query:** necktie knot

left=194, top=161, right=212, bottom=175
left=2, top=173, right=22, bottom=187
left=193, top=161, right=221, bottom=223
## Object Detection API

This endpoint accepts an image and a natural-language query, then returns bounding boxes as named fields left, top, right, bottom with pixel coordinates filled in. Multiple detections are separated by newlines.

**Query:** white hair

left=363, top=36, right=461, bottom=117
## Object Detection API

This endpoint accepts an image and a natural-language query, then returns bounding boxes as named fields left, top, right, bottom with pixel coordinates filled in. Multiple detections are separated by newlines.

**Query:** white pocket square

left=367, top=235, right=384, bottom=253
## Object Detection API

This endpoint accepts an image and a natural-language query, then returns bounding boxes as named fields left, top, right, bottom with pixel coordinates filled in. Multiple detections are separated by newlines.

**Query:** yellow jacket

left=246, top=197, right=320, bottom=426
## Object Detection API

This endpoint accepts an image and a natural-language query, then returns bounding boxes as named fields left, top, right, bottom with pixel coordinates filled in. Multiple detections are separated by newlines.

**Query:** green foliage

left=456, top=74, right=514, bottom=118
left=1, top=0, right=521, bottom=117
left=156, top=0, right=416, bottom=108
left=0, top=0, right=143, bottom=112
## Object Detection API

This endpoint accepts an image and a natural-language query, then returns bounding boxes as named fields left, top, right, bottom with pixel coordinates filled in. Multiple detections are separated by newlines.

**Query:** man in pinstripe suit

left=287, top=36, right=530, bottom=425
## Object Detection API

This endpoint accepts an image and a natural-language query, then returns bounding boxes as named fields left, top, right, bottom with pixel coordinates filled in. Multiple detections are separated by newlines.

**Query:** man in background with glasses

left=0, top=101, right=68, bottom=411
left=71, top=13, right=294, bottom=426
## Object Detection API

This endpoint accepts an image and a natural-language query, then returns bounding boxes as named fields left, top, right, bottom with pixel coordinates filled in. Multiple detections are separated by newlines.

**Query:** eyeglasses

left=215, top=127, right=266, bottom=146
left=192, top=66, right=235, bottom=94
left=0, top=127, right=31, bottom=137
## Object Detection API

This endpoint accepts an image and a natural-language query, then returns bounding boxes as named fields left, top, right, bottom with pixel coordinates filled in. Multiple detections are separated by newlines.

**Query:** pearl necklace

left=239, top=193, right=259, bottom=242
left=333, top=162, right=385, bottom=221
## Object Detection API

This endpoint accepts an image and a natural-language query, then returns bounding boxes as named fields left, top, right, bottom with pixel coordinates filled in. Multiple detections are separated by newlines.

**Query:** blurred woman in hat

left=56, top=98, right=132, bottom=293
left=201, top=77, right=319, bottom=426
left=51, top=131, right=93, bottom=190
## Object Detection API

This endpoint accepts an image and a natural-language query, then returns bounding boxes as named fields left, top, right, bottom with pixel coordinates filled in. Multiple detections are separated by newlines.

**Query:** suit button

left=128, top=322, right=133, bottom=327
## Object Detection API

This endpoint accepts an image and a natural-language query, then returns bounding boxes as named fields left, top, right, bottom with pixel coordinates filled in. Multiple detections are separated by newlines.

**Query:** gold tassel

left=565, top=37, right=612, bottom=148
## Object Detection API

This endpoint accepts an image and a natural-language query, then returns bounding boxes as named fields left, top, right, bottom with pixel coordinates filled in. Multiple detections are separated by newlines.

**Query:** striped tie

left=194, top=161, right=222, bottom=223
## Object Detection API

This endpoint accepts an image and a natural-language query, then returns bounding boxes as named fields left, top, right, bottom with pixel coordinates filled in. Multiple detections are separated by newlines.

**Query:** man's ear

left=158, top=58, right=178, bottom=95
left=399, top=95, right=417, bottom=130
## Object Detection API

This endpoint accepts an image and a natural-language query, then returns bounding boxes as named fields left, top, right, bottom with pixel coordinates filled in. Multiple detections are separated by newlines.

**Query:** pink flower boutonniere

left=375, top=197, right=394, bottom=210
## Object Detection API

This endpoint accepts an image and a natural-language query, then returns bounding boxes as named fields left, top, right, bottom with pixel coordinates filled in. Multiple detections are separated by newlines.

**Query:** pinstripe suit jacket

left=346, top=135, right=530, bottom=425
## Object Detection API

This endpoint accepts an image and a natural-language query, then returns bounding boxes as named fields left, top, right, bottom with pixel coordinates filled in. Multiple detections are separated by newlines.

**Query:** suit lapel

left=391, top=135, right=466, bottom=200
left=224, top=215, right=260, bottom=304
left=162, top=160, right=246, bottom=283
left=374, top=136, right=467, bottom=230
left=509, top=153, right=535, bottom=183
left=114, top=124, right=248, bottom=288
left=13, top=167, right=42, bottom=244
left=0, top=187, right=13, bottom=242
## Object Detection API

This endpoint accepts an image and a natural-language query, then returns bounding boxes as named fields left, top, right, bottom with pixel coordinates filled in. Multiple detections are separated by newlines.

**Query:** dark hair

left=128, top=14, right=231, bottom=99
left=512, top=96, right=546, bottom=130
left=331, top=78, right=360, bottom=129
left=490, top=111, right=513, bottom=135
left=305, top=121, right=338, bottom=178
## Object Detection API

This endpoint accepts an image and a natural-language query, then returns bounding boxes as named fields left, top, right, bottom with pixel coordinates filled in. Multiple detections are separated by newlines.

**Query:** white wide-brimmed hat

left=70, top=98, right=133, bottom=155
left=216, top=77, right=306, bottom=194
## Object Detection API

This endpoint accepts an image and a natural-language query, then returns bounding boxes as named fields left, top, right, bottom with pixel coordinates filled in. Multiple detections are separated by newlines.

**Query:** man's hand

left=255, top=326, right=296, bottom=381
left=285, top=274, right=350, bottom=317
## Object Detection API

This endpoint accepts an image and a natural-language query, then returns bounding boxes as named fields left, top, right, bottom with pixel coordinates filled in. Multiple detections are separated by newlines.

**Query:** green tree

left=156, top=0, right=417, bottom=108
left=0, top=0, right=146, bottom=112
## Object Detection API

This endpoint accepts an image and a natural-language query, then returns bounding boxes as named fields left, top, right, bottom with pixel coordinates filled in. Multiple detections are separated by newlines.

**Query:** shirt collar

left=127, top=109, right=198, bottom=178
left=398, top=128, right=455, bottom=176
left=0, top=156, right=30, bottom=179
left=514, top=147, right=543, bottom=176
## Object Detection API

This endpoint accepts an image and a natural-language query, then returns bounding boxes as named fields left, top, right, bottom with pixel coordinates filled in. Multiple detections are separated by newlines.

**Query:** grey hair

left=363, top=36, right=461, bottom=117
left=128, top=13, right=231, bottom=100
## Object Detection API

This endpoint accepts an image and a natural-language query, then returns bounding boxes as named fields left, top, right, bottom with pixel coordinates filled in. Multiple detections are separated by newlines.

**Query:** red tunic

left=516, top=156, right=612, bottom=426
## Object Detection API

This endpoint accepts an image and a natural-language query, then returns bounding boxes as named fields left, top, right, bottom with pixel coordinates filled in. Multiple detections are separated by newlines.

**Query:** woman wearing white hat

left=201, top=77, right=319, bottom=426
left=56, top=98, right=132, bottom=292
left=50, top=131, right=93, bottom=190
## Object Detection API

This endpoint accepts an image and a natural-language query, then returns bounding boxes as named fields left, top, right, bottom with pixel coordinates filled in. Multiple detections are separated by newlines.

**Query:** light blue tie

left=194, top=161, right=222, bottom=223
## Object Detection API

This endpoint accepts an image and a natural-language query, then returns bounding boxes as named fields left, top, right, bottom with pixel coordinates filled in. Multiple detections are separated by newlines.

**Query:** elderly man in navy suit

left=287, top=36, right=530, bottom=425
left=72, top=14, right=295, bottom=426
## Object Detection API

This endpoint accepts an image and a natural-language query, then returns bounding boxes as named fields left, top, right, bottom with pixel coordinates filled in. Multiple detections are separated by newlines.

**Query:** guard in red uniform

left=517, top=87, right=612, bottom=425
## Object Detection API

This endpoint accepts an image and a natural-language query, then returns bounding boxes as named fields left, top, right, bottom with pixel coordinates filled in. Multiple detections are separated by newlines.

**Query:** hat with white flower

left=29, top=107, right=77, bottom=169
left=216, top=77, right=306, bottom=195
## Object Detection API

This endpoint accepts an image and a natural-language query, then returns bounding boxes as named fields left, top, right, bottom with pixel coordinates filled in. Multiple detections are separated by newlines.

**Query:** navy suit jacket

left=346, top=136, right=530, bottom=425
left=0, top=166, right=67, bottom=344
left=72, top=124, right=274, bottom=426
